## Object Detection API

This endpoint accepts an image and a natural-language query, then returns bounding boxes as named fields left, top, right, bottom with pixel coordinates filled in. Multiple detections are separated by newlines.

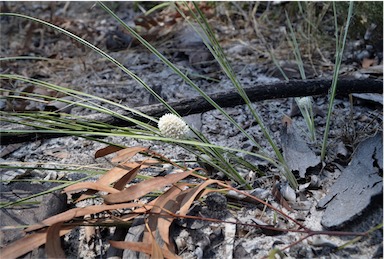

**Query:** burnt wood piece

left=1, top=78, right=382, bottom=145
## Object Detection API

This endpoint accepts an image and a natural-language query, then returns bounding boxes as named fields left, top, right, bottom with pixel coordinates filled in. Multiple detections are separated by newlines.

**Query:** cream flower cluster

left=158, top=113, right=190, bottom=139
left=297, top=96, right=312, bottom=110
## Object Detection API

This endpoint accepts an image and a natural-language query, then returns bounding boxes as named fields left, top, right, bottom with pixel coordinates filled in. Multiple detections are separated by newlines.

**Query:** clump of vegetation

left=1, top=1, right=381, bottom=258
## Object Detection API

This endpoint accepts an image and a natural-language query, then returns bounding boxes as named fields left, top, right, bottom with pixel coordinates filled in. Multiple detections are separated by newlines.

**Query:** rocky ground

left=1, top=2, right=383, bottom=258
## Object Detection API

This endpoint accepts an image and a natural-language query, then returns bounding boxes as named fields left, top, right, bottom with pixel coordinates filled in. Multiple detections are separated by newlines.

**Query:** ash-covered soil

left=1, top=2, right=383, bottom=259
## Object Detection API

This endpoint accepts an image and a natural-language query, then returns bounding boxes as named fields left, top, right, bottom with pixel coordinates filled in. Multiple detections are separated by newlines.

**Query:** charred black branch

left=1, top=78, right=382, bottom=145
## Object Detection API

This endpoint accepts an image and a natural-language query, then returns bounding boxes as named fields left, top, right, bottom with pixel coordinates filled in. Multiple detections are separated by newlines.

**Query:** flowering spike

left=158, top=113, right=190, bottom=139
left=297, top=97, right=312, bottom=110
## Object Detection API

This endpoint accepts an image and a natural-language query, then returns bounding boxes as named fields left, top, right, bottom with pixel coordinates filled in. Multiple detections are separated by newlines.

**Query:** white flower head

left=158, top=113, right=190, bottom=139
left=297, top=97, right=312, bottom=110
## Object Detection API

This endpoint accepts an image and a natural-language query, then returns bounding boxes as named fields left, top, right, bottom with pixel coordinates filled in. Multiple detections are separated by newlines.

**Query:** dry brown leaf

left=98, top=165, right=138, bottom=185
left=154, top=185, right=188, bottom=245
left=118, top=199, right=158, bottom=222
left=271, top=184, right=293, bottom=212
left=108, top=241, right=181, bottom=259
left=46, top=222, right=66, bottom=259
left=114, top=159, right=159, bottom=190
left=113, top=165, right=141, bottom=190
left=26, top=203, right=139, bottom=232
left=152, top=242, right=164, bottom=259
left=84, top=226, right=96, bottom=244
left=145, top=219, right=164, bottom=259
left=74, top=159, right=160, bottom=202
left=127, top=159, right=160, bottom=168
left=144, top=183, right=189, bottom=251
left=281, top=114, right=292, bottom=126
left=111, top=146, right=149, bottom=163
left=0, top=227, right=72, bottom=259
left=74, top=162, right=147, bottom=202
left=178, top=179, right=220, bottom=216
left=75, top=192, right=99, bottom=203
left=110, top=200, right=158, bottom=224
left=94, top=159, right=158, bottom=188
left=103, top=169, right=194, bottom=204
left=80, top=151, right=159, bottom=201
left=361, top=58, right=375, bottom=68
left=63, top=182, right=120, bottom=194
left=359, top=64, right=383, bottom=75
left=114, top=159, right=160, bottom=174
left=95, top=145, right=124, bottom=159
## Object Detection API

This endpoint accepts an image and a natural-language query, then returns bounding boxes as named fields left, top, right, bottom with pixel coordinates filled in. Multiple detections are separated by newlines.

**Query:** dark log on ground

left=1, top=78, right=382, bottom=145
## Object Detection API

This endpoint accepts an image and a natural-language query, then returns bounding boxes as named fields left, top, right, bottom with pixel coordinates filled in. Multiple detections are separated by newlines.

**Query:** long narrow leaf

left=46, top=222, right=66, bottom=259
left=25, top=203, right=139, bottom=232
left=109, top=240, right=180, bottom=259
left=0, top=226, right=72, bottom=259
left=321, top=2, right=354, bottom=160
left=102, top=169, right=193, bottom=204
